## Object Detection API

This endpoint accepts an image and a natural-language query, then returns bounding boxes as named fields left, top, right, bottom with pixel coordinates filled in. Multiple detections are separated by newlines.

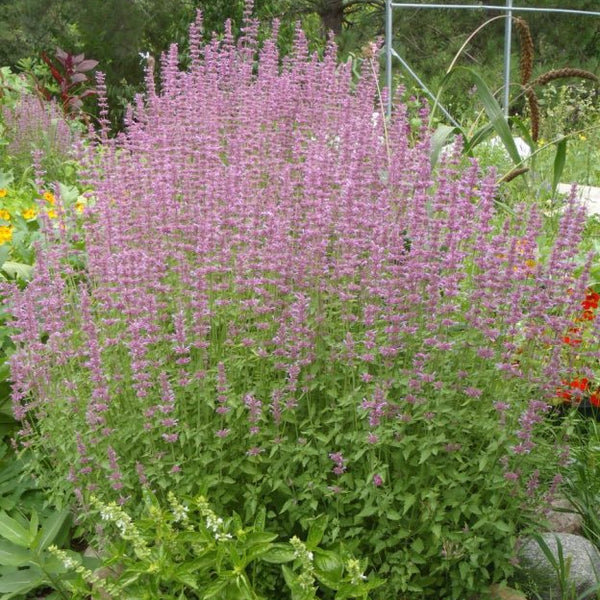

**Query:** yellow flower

left=0, top=225, right=13, bottom=244
left=0, top=209, right=10, bottom=221
left=43, top=191, right=56, bottom=205
left=47, top=209, right=57, bottom=219
left=525, top=259, right=537, bottom=270
left=75, top=201, right=85, bottom=214
left=579, top=134, right=587, bottom=142
left=22, top=208, right=37, bottom=220
left=0, top=189, right=7, bottom=198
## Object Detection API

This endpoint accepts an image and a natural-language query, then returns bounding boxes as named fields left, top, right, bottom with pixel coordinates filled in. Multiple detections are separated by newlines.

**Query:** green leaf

left=551, top=138, right=568, bottom=196
left=37, top=510, right=71, bottom=551
left=454, top=67, right=522, bottom=165
left=244, top=532, right=277, bottom=546
left=314, top=549, right=343, bottom=580
left=0, top=567, right=44, bottom=596
left=261, top=544, right=295, bottom=564
left=430, top=124, right=461, bottom=168
left=281, top=564, right=298, bottom=589
left=492, top=520, right=512, bottom=534
left=0, top=249, right=9, bottom=271
left=202, top=577, right=229, bottom=600
left=306, top=514, right=327, bottom=550
left=28, top=511, right=39, bottom=546
left=242, top=543, right=275, bottom=565
left=253, top=505, right=266, bottom=532
left=314, top=570, right=341, bottom=590
left=0, top=541, right=33, bottom=567
left=0, top=173, right=13, bottom=189
left=335, top=578, right=386, bottom=599
left=354, top=503, right=378, bottom=520
left=57, top=183, right=80, bottom=203
left=0, top=262, right=33, bottom=282
left=0, top=513, right=30, bottom=547
left=402, top=493, right=416, bottom=515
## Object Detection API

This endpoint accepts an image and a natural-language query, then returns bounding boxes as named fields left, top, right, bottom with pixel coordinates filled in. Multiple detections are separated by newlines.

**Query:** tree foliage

left=0, top=0, right=597, bottom=125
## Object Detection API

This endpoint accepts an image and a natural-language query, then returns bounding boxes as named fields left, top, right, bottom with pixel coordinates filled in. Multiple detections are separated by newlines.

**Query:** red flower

left=570, top=378, right=589, bottom=391
left=582, top=290, right=600, bottom=311
left=562, top=327, right=582, bottom=346
left=557, top=378, right=590, bottom=403
left=590, top=392, right=600, bottom=408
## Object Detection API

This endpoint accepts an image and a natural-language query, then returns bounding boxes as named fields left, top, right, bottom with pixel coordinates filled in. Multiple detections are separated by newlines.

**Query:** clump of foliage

left=4, top=7, right=599, bottom=599
left=51, top=492, right=383, bottom=599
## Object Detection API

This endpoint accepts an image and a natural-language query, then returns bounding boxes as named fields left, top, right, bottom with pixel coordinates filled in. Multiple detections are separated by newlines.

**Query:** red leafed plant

left=39, top=48, right=98, bottom=115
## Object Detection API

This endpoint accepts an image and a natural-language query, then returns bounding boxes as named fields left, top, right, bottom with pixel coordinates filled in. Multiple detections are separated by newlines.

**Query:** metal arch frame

left=384, top=1, right=600, bottom=119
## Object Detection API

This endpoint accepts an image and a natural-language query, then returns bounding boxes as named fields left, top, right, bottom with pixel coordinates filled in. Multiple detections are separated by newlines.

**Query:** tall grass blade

left=455, top=66, right=522, bottom=166
left=552, top=138, right=568, bottom=196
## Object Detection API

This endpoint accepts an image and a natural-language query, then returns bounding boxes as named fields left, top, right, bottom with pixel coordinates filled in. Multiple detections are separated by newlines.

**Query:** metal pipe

left=386, top=0, right=393, bottom=119
left=502, top=0, right=513, bottom=117
left=389, top=3, right=600, bottom=17
left=390, top=49, right=461, bottom=128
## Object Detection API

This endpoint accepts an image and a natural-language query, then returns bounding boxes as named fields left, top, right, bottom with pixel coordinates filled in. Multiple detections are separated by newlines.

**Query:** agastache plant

left=4, top=5, right=599, bottom=598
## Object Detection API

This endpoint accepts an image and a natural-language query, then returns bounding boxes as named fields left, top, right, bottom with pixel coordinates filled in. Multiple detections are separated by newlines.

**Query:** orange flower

left=43, top=191, right=56, bottom=205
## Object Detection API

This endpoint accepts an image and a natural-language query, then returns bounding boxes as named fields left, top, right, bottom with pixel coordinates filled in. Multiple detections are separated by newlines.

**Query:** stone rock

left=489, top=583, right=528, bottom=599
left=545, top=498, right=583, bottom=535
left=517, top=533, right=600, bottom=600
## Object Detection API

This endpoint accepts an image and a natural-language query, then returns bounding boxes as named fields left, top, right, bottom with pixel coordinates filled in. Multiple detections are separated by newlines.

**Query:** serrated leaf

left=402, top=493, right=416, bottom=515
left=493, top=520, right=512, bottom=533
left=354, top=503, right=378, bottom=520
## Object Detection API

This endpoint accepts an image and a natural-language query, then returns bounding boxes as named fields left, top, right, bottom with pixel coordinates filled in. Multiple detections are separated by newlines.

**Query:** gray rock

left=517, top=533, right=600, bottom=599
left=545, top=498, right=584, bottom=535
